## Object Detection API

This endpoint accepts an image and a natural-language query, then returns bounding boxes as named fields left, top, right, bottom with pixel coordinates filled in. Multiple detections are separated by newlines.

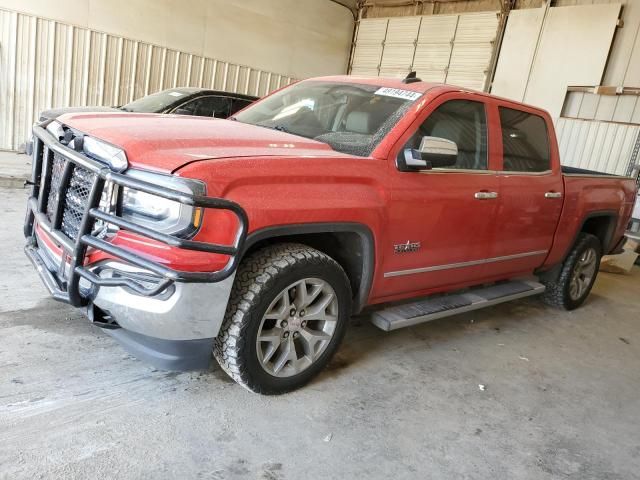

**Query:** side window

left=230, top=98, right=254, bottom=116
left=499, top=107, right=550, bottom=172
left=176, top=97, right=232, bottom=118
left=403, top=100, right=488, bottom=170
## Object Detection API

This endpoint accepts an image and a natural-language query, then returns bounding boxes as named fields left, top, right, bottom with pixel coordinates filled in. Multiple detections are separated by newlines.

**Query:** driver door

left=378, top=95, right=500, bottom=300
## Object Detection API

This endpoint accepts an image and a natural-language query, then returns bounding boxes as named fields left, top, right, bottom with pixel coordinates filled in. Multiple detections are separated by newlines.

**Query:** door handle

left=474, top=191, right=499, bottom=200
left=544, top=191, right=563, bottom=199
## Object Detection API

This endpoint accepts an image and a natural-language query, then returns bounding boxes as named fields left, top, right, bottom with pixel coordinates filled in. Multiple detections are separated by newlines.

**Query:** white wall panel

left=546, top=1, right=640, bottom=127
left=0, top=8, right=296, bottom=151
left=525, top=4, right=621, bottom=118
left=380, top=17, right=421, bottom=77
left=556, top=117, right=639, bottom=175
left=351, top=18, right=388, bottom=74
left=493, top=4, right=621, bottom=120
left=384, top=17, right=421, bottom=44
left=351, top=11, right=498, bottom=90
left=491, top=8, right=545, bottom=101
left=413, top=15, right=457, bottom=83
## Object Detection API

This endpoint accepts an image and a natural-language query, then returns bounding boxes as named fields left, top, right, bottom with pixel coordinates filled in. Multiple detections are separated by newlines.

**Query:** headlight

left=120, top=170, right=204, bottom=238
left=83, top=136, right=128, bottom=172
left=46, top=120, right=128, bottom=172
left=46, top=120, right=65, bottom=140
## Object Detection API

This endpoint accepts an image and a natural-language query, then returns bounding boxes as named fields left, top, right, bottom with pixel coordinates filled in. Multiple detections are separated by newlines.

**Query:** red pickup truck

left=24, top=75, right=637, bottom=394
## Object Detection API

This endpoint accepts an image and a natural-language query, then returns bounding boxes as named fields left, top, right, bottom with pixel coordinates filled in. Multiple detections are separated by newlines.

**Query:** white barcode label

left=374, top=87, right=422, bottom=101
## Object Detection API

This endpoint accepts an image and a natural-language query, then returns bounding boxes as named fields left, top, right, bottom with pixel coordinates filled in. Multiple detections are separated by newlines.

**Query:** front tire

left=541, top=233, right=602, bottom=310
left=213, top=243, right=351, bottom=394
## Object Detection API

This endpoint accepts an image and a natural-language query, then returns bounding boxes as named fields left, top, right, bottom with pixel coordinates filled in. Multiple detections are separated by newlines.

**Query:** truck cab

left=24, top=75, right=637, bottom=394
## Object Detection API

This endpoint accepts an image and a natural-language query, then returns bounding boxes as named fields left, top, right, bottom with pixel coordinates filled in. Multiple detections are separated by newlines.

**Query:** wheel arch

left=576, top=211, right=618, bottom=255
left=241, top=223, right=375, bottom=314
left=538, top=210, right=616, bottom=283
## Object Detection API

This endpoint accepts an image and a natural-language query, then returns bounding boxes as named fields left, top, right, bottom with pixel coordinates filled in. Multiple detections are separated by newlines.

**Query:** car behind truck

left=24, top=75, right=637, bottom=394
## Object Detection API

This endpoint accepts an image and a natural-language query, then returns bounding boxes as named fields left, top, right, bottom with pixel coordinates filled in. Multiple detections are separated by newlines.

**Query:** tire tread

left=213, top=243, right=348, bottom=394
left=541, top=232, right=601, bottom=310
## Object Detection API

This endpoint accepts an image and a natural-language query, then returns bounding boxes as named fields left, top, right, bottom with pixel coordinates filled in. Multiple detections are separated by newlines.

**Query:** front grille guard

left=24, top=124, right=248, bottom=307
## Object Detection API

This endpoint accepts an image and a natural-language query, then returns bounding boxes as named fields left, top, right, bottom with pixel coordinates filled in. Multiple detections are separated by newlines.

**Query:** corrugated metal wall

left=0, top=8, right=296, bottom=152
left=350, top=11, right=499, bottom=91
left=556, top=117, right=640, bottom=175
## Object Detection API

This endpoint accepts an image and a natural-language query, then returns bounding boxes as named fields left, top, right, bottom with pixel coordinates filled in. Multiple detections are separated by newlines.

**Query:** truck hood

left=41, top=106, right=119, bottom=121
left=58, top=112, right=343, bottom=173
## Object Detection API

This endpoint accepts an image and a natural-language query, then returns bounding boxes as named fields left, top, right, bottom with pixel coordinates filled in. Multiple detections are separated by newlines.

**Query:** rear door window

left=499, top=107, right=550, bottom=172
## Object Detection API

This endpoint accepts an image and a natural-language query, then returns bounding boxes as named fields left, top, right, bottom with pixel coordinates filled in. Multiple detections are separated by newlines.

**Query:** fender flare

left=565, top=210, right=619, bottom=260
left=242, top=222, right=375, bottom=313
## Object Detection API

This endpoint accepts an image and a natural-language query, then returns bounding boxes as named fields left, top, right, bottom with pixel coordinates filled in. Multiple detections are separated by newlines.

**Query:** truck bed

left=541, top=171, right=637, bottom=268
left=562, top=165, right=622, bottom=177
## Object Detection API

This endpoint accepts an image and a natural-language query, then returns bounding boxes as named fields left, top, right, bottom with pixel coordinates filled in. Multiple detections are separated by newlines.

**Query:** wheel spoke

left=305, top=292, right=336, bottom=319
left=293, top=280, right=308, bottom=309
left=264, top=290, right=291, bottom=320
left=575, top=278, right=583, bottom=298
left=258, top=327, right=283, bottom=344
left=256, top=277, right=340, bottom=378
left=305, top=283, right=324, bottom=308
left=300, top=328, right=332, bottom=359
left=257, top=327, right=284, bottom=363
left=272, top=337, right=297, bottom=375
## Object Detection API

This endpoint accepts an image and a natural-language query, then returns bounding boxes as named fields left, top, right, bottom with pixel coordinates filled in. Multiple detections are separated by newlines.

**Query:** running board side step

left=371, top=280, right=545, bottom=331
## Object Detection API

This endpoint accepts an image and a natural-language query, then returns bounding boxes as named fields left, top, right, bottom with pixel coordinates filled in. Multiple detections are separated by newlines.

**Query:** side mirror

left=398, top=136, right=458, bottom=171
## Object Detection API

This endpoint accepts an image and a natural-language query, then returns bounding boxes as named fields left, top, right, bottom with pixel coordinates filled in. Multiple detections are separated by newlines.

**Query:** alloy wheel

left=256, top=278, right=339, bottom=378
left=569, top=247, right=598, bottom=301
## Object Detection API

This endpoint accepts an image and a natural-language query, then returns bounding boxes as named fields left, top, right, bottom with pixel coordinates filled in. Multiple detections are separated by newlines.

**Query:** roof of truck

left=306, top=75, right=551, bottom=117
left=308, top=75, right=463, bottom=94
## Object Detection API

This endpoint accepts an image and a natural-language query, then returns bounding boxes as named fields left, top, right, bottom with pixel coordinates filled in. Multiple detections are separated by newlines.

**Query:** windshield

left=121, top=89, right=192, bottom=113
left=233, top=81, right=421, bottom=157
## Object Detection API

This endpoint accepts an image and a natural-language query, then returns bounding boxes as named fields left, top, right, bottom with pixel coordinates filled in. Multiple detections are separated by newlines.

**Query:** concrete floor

left=1, top=187, right=639, bottom=480
left=0, top=151, right=30, bottom=188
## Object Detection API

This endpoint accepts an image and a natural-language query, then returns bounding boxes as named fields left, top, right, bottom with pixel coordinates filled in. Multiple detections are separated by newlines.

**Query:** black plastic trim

left=105, top=328, right=213, bottom=371
left=574, top=210, right=619, bottom=257
left=243, top=222, right=375, bottom=313
left=610, top=235, right=627, bottom=255
left=535, top=210, right=620, bottom=281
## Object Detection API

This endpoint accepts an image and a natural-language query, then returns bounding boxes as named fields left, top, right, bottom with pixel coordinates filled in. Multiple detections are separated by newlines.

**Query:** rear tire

left=541, top=233, right=602, bottom=310
left=213, top=243, right=351, bottom=394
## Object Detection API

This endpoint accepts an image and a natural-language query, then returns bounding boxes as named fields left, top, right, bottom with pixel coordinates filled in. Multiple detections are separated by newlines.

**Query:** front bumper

left=23, top=122, right=248, bottom=370
left=91, top=261, right=235, bottom=341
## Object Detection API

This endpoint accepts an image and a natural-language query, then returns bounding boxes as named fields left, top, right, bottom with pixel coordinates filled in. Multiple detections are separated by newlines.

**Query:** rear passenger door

left=488, top=104, right=563, bottom=277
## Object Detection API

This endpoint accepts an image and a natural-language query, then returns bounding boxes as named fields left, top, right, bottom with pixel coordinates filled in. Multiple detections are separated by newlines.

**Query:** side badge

left=394, top=241, right=421, bottom=254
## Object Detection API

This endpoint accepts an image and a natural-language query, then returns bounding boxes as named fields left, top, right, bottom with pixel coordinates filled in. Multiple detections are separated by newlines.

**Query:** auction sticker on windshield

left=374, top=87, right=422, bottom=101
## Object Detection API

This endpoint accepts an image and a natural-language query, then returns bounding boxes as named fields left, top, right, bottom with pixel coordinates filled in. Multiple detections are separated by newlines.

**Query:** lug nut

left=301, top=321, right=307, bottom=328
left=283, top=331, right=290, bottom=338
left=290, top=308, right=296, bottom=317
left=293, top=332, right=299, bottom=338
left=281, top=320, right=288, bottom=328
left=300, top=310, right=306, bottom=317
